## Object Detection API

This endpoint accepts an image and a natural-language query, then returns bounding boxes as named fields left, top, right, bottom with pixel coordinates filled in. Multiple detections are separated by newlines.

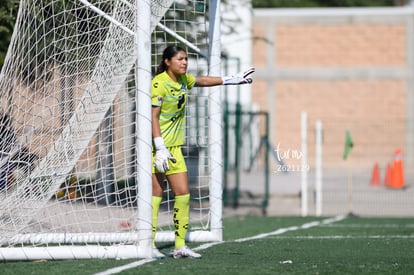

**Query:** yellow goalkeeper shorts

left=152, top=146, right=187, bottom=175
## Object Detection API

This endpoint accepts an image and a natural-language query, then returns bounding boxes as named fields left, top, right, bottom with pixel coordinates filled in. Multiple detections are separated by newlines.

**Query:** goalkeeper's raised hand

left=153, top=137, right=176, bottom=173
left=222, top=67, right=255, bottom=85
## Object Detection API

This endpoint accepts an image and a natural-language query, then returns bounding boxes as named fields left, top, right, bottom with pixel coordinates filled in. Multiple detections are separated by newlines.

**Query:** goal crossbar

left=79, top=0, right=134, bottom=35
left=0, top=0, right=223, bottom=261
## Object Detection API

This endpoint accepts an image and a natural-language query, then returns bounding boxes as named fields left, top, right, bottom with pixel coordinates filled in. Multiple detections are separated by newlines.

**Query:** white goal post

left=0, top=0, right=223, bottom=260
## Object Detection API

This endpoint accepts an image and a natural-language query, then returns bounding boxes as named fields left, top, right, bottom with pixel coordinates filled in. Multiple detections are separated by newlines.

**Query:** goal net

left=0, top=0, right=222, bottom=260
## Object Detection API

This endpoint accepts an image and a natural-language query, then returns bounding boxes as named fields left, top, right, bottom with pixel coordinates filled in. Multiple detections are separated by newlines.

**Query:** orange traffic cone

left=390, top=149, right=405, bottom=189
left=384, top=163, right=392, bottom=187
left=370, top=163, right=380, bottom=186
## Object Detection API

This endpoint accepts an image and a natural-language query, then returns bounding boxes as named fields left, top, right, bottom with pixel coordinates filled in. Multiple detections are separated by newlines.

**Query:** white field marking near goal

left=232, top=215, right=346, bottom=243
left=94, top=215, right=347, bottom=275
left=268, top=235, right=414, bottom=239
left=320, top=223, right=414, bottom=228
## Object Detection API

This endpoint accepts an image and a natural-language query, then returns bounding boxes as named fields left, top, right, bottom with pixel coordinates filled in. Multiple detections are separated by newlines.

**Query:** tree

left=0, top=0, right=19, bottom=68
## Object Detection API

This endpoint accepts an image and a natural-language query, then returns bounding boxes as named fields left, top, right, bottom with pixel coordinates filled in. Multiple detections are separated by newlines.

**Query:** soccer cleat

left=152, top=247, right=166, bottom=259
left=172, top=246, right=202, bottom=259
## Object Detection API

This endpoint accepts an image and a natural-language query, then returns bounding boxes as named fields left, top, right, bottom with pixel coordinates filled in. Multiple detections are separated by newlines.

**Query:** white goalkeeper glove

left=222, top=67, right=255, bottom=85
left=153, top=137, right=176, bottom=173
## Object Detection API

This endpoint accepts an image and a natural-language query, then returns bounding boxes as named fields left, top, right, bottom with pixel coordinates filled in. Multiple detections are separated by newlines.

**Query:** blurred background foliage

left=253, top=0, right=398, bottom=8
left=0, top=0, right=408, bottom=68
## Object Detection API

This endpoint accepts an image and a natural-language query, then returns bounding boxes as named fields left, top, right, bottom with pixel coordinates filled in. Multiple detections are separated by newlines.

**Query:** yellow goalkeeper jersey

left=151, top=71, right=196, bottom=147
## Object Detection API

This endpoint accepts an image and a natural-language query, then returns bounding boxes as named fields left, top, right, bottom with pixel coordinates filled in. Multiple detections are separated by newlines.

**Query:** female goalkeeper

left=151, top=45, right=254, bottom=259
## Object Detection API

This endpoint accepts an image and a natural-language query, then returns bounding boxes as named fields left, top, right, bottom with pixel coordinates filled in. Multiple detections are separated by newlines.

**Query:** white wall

left=221, top=0, right=253, bottom=105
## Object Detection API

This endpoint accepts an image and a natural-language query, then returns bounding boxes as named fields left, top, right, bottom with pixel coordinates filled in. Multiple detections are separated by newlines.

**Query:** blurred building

left=251, top=6, right=414, bottom=172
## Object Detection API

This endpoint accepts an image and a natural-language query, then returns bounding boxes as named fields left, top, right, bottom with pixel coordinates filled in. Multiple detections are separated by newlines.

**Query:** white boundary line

left=269, top=235, right=414, bottom=239
left=233, top=215, right=346, bottom=243
left=94, top=215, right=346, bottom=275
left=321, top=223, right=414, bottom=228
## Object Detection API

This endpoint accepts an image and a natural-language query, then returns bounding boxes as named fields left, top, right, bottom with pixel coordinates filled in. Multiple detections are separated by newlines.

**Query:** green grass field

left=2, top=215, right=413, bottom=274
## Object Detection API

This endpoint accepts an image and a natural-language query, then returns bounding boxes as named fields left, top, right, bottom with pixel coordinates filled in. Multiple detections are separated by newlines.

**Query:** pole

left=301, top=112, right=308, bottom=217
left=208, top=0, right=223, bottom=242
left=136, top=0, right=152, bottom=258
left=315, top=120, right=322, bottom=216
left=347, top=160, right=354, bottom=216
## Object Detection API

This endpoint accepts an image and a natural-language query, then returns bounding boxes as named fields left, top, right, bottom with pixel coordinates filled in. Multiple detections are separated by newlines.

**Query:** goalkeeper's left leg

left=172, top=194, right=201, bottom=258
left=173, top=193, right=190, bottom=249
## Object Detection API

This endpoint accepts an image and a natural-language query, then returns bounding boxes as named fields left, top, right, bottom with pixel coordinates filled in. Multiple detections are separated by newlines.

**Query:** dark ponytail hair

left=155, top=45, right=186, bottom=76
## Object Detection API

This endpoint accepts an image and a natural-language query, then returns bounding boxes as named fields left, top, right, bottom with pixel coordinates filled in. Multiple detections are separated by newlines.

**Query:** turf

left=1, top=216, right=413, bottom=275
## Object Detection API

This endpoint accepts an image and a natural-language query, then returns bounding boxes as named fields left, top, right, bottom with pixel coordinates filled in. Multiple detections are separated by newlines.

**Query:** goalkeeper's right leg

left=152, top=196, right=164, bottom=258
left=173, top=246, right=202, bottom=259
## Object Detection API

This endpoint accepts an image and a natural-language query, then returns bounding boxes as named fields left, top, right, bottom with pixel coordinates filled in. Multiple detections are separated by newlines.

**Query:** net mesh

left=0, top=0, right=214, bottom=250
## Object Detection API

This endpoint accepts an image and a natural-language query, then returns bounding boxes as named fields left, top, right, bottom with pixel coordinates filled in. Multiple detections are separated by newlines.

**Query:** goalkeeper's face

left=166, top=50, right=188, bottom=77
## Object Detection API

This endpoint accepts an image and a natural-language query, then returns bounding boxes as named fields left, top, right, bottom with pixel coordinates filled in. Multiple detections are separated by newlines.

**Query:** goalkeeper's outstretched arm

left=195, top=67, right=255, bottom=87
